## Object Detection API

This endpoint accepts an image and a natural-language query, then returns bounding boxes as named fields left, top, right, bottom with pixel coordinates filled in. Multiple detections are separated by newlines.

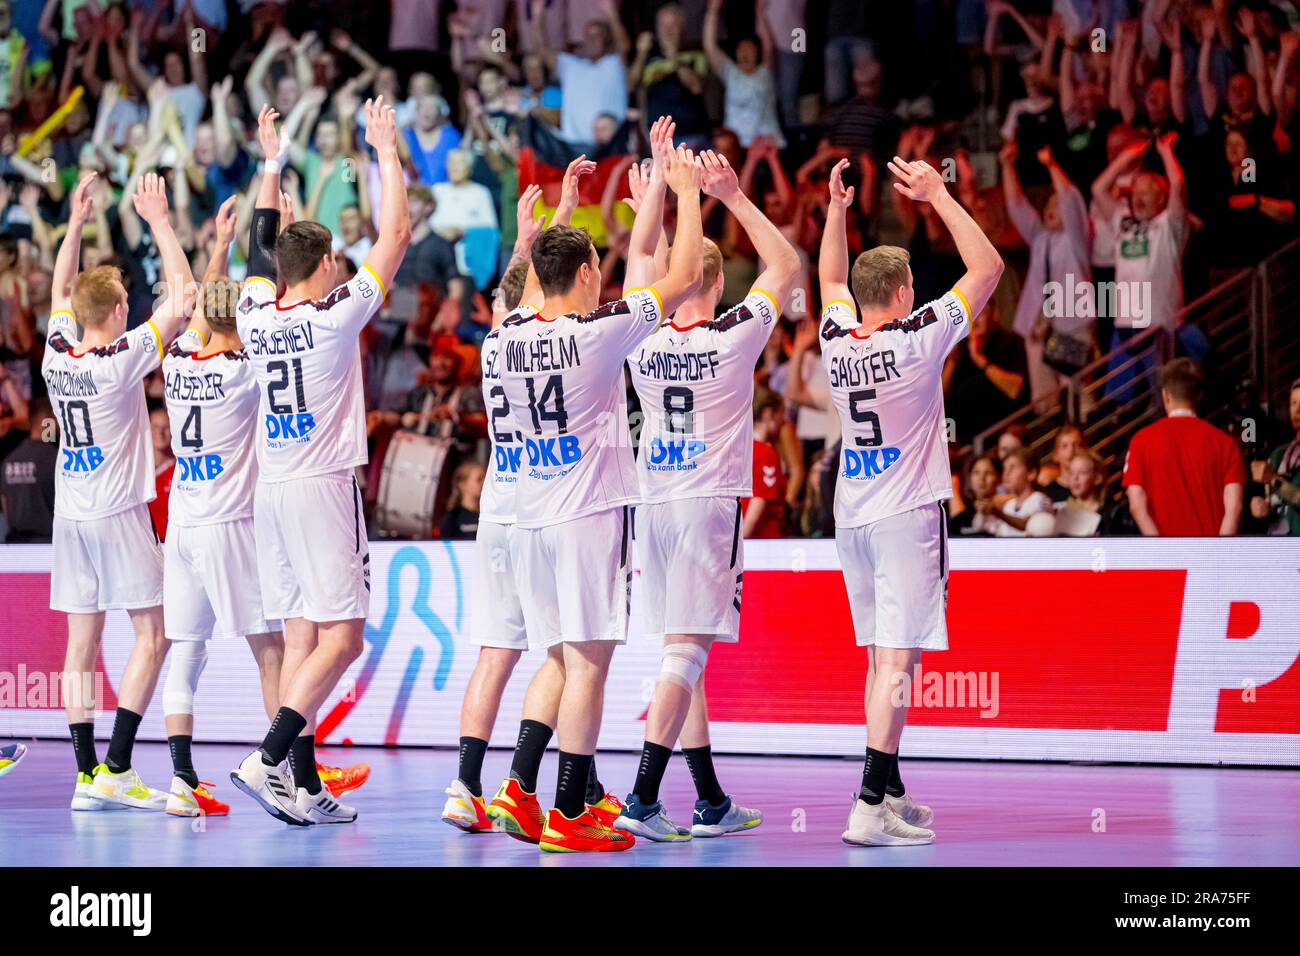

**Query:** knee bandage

left=658, top=643, right=710, bottom=692
left=162, top=641, right=209, bottom=716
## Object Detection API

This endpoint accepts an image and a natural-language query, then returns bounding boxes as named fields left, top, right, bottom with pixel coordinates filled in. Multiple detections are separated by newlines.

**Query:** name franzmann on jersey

left=165, top=369, right=226, bottom=402
left=828, top=348, right=901, bottom=389
left=247, top=322, right=315, bottom=356
left=633, top=349, right=721, bottom=381
left=45, top=368, right=98, bottom=397
left=505, top=335, right=580, bottom=371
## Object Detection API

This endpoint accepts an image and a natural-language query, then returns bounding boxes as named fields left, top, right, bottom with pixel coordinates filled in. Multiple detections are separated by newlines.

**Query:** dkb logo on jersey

left=265, top=412, right=316, bottom=444
left=494, top=444, right=523, bottom=475
left=524, top=435, right=581, bottom=468
left=178, top=454, right=224, bottom=482
left=645, top=437, right=706, bottom=472
left=843, top=446, right=902, bottom=480
left=61, top=447, right=105, bottom=473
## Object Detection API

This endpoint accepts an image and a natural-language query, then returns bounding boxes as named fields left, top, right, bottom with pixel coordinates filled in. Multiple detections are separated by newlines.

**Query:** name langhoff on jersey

left=632, top=347, right=722, bottom=381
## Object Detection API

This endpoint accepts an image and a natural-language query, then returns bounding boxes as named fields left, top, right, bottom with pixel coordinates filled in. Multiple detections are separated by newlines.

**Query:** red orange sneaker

left=442, top=778, right=493, bottom=832
left=586, top=791, right=625, bottom=827
left=317, top=761, right=370, bottom=798
left=539, top=807, right=636, bottom=853
left=484, top=776, right=545, bottom=844
left=166, top=777, right=231, bottom=816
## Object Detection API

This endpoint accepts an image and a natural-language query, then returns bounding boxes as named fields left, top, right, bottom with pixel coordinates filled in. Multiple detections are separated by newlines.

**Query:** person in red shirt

left=744, top=388, right=787, bottom=538
left=1123, top=359, right=1245, bottom=536
left=148, top=406, right=174, bottom=541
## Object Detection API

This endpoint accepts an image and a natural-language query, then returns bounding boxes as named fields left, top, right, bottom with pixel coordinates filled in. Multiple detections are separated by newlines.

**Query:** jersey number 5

left=849, top=388, right=883, bottom=447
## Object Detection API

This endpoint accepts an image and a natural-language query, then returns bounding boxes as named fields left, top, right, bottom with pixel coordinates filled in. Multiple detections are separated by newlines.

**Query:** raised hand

left=1155, top=130, right=1179, bottom=155
left=665, top=145, right=701, bottom=195
left=828, top=158, right=855, bottom=209
left=257, top=103, right=282, bottom=162
left=648, top=114, right=676, bottom=177
left=131, top=171, right=171, bottom=228
left=516, top=183, right=546, bottom=248
left=69, top=172, right=98, bottom=224
left=699, top=149, right=739, bottom=200
left=887, top=156, right=945, bottom=204
left=279, top=190, right=296, bottom=227
left=999, top=140, right=1018, bottom=166
left=364, top=96, right=399, bottom=152
left=625, top=161, right=649, bottom=212
left=213, top=195, right=239, bottom=247
left=558, top=153, right=597, bottom=211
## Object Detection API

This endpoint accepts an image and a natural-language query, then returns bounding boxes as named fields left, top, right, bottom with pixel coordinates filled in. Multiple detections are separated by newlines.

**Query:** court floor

left=1, top=742, right=1296, bottom=867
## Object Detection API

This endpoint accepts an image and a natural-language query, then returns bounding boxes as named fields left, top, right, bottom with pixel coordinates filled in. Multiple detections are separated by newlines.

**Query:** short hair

left=498, top=257, right=530, bottom=312
left=204, top=278, right=242, bottom=333
left=753, top=386, right=782, bottom=422
left=71, top=265, right=126, bottom=328
left=407, top=184, right=433, bottom=207
left=530, top=225, right=595, bottom=296
left=1003, top=446, right=1038, bottom=472
left=275, top=221, right=333, bottom=286
left=701, top=238, right=723, bottom=292
left=851, top=245, right=911, bottom=308
left=1159, top=358, right=1204, bottom=404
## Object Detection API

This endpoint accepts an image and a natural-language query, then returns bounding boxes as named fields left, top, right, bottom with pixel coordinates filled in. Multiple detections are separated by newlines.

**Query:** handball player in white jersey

left=613, top=123, right=801, bottom=841
left=43, top=172, right=197, bottom=811
left=230, top=99, right=410, bottom=826
left=818, top=157, right=1002, bottom=846
left=483, top=146, right=705, bottom=853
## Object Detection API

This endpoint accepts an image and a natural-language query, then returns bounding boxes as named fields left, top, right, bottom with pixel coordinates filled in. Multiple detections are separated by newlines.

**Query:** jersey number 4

left=525, top=374, right=568, bottom=434
left=180, top=405, right=204, bottom=450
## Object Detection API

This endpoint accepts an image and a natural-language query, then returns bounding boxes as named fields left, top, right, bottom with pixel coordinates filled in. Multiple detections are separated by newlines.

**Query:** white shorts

left=165, top=518, right=281, bottom=641
left=835, top=502, right=949, bottom=651
left=511, top=507, right=631, bottom=650
left=638, top=497, right=743, bottom=643
left=469, top=519, right=528, bottom=650
left=254, top=472, right=370, bottom=623
left=50, top=505, right=163, bottom=614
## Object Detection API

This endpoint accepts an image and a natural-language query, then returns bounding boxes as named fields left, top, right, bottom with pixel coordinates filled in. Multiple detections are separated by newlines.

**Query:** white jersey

left=628, top=288, right=779, bottom=502
left=819, top=290, right=970, bottom=528
left=236, top=268, right=385, bottom=482
left=162, top=329, right=260, bottom=527
left=479, top=305, right=538, bottom=525
left=41, top=309, right=163, bottom=520
left=498, top=287, right=663, bottom=529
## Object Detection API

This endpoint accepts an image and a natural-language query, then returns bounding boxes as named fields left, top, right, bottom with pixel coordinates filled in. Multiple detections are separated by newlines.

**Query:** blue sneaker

left=691, top=795, right=763, bottom=838
left=612, top=793, right=692, bottom=843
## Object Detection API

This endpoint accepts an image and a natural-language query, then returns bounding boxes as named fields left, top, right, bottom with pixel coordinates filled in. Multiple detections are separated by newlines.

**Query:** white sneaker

left=89, top=763, right=168, bottom=810
left=885, top=792, right=934, bottom=828
left=612, top=794, right=692, bottom=842
left=71, top=771, right=115, bottom=811
left=294, top=785, right=357, bottom=824
left=441, top=778, right=491, bottom=831
left=842, top=797, right=934, bottom=846
left=229, top=751, right=310, bottom=826
left=690, top=795, right=763, bottom=838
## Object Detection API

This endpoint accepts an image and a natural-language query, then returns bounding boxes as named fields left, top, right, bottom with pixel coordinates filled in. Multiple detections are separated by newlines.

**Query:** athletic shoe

left=441, top=778, right=492, bottom=832
left=691, top=795, right=763, bottom=837
left=539, top=807, right=636, bottom=853
left=842, top=797, right=934, bottom=846
left=0, top=743, right=27, bottom=778
left=885, top=792, right=934, bottom=828
left=166, top=777, right=231, bottom=817
left=294, top=786, right=357, bottom=824
left=71, top=771, right=112, bottom=811
left=89, top=763, right=168, bottom=810
left=612, top=793, right=691, bottom=842
left=586, top=791, right=625, bottom=828
left=484, top=776, right=545, bottom=844
left=317, top=760, right=370, bottom=798
left=229, top=751, right=310, bottom=826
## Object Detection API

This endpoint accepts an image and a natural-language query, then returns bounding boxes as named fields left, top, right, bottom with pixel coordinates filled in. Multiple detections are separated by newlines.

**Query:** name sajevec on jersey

left=628, top=288, right=779, bottom=501
left=497, top=288, right=663, bottom=529
left=162, top=330, right=260, bottom=525
left=820, top=290, right=970, bottom=527
left=236, top=268, right=385, bottom=481
left=41, top=310, right=164, bottom=520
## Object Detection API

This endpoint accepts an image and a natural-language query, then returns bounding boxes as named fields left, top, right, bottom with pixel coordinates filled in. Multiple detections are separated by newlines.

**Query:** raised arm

left=887, top=156, right=1004, bottom=318
left=248, top=105, right=285, bottom=282
left=999, top=140, right=1041, bottom=242
left=1154, top=131, right=1186, bottom=219
left=361, top=97, right=413, bottom=291
left=189, top=195, right=238, bottom=343
left=818, top=158, right=855, bottom=309
left=552, top=154, right=598, bottom=227
left=624, top=115, right=674, bottom=291
left=52, top=173, right=98, bottom=313
left=1198, top=15, right=1219, bottom=118
left=649, top=146, right=704, bottom=315
left=1091, top=137, right=1147, bottom=220
left=133, top=172, right=196, bottom=344
left=530, top=0, right=558, bottom=74
left=702, top=0, right=731, bottom=76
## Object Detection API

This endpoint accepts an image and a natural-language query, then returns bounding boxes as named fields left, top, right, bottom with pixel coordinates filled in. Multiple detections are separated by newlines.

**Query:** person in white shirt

left=818, top=155, right=1003, bottom=846
left=43, top=172, right=197, bottom=813
left=702, top=0, right=786, bottom=148
left=231, top=98, right=411, bottom=827
left=483, top=144, right=704, bottom=853
left=530, top=0, right=630, bottom=146
left=979, top=447, right=1054, bottom=536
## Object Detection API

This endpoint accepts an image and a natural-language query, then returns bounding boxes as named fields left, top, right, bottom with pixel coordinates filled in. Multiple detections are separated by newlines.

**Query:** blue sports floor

left=1, top=742, right=1297, bottom=867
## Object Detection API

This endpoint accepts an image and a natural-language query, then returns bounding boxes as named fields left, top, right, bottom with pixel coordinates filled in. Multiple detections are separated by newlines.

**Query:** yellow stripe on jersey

left=627, top=286, right=665, bottom=324
left=753, top=288, right=780, bottom=315
left=51, top=308, right=76, bottom=321
left=362, top=263, right=387, bottom=298
left=245, top=275, right=276, bottom=289
left=146, top=320, right=164, bottom=355
left=951, top=287, right=973, bottom=320
left=822, top=299, right=856, bottom=316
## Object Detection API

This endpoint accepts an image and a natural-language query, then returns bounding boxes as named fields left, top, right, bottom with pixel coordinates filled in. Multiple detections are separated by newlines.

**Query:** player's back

left=819, top=290, right=970, bottom=528
left=236, top=269, right=385, bottom=482
left=498, top=288, right=664, bottom=529
left=41, top=310, right=163, bottom=520
left=162, top=332, right=260, bottom=526
left=479, top=306, right=539, bottom=525
left=628, top=288, right=779, bottom=502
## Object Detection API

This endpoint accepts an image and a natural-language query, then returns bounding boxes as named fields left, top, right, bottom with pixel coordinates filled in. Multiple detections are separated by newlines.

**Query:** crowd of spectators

left=0, top=0, right=1297, bottom=543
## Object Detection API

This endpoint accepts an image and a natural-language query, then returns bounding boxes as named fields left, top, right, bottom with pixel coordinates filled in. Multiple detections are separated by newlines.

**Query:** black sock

left=289, top=736, right=321, bottom=795
left=168, top=735, right=199, bottom=790
left=458, top=736, right=488, bottom=797
left=554, top=751, right=593, bottom=818
left=507, top=719, right=552, bottom=793
left=585, top=757, right=604, bottom=805
left=683, top=745, right=725, bottom=805
left=259, top=707, right=307, bottom=766
left=69, top=722, right=97, bottom=776
left=885, top=752, right=906, bottom=798
left=104, top=708, right=142, bottom=773
left=859, top=746, right=894, bottom=805
left=633, top=742, right=673, bottom=805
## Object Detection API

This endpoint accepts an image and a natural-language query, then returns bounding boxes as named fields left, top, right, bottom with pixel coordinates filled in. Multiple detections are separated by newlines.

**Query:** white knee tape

left=162, top=641, right=209, bottom=716
left=658, top=643, right=709, bottom=692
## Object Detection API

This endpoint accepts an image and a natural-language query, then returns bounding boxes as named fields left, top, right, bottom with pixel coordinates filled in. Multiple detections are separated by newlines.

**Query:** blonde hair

left=204, top=278, right=242, bottom=333
left=70, top=265, right=127, bottom=328
left=701, top=238, right=723, bottom=292
left=851, top=245, right=911, bottom=308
